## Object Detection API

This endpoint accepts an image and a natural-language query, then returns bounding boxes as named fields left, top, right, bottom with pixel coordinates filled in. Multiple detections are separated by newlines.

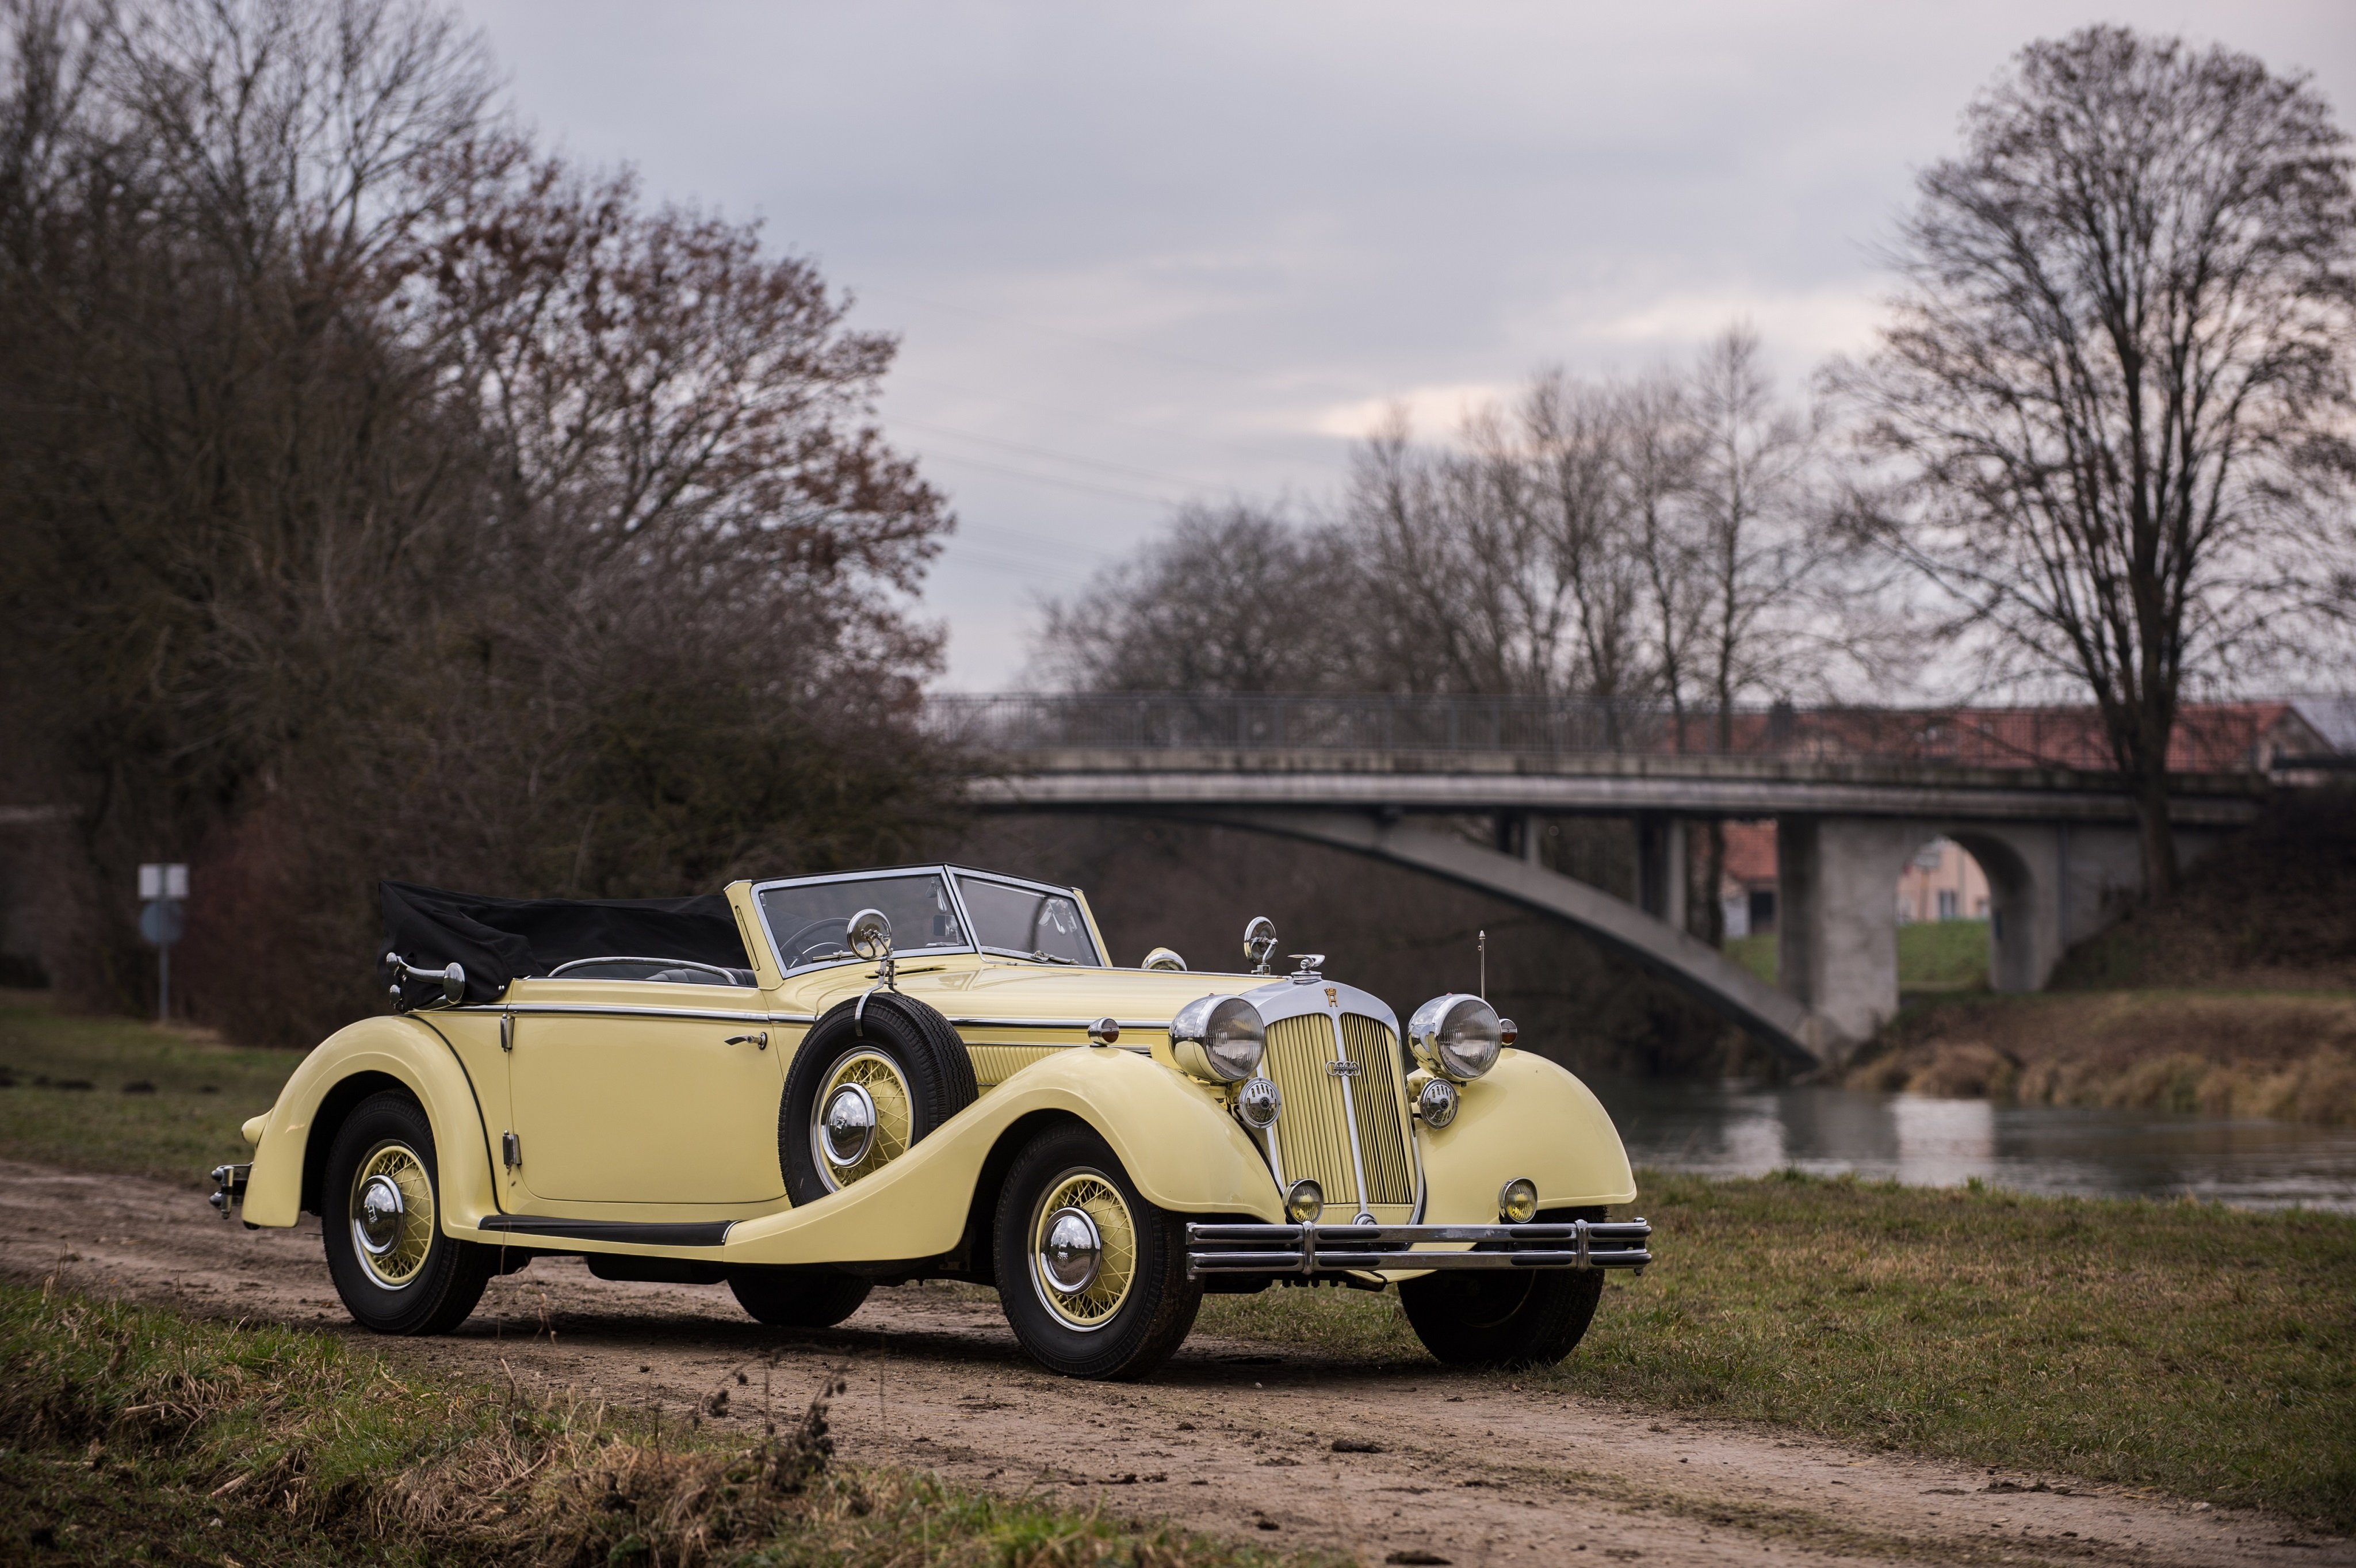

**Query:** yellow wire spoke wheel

left=811, top=1049, right=914, bottom=1191
left=349, top=1140, right=435, bottom=1290
left=1029, top=1169, right=1137, bottom=1331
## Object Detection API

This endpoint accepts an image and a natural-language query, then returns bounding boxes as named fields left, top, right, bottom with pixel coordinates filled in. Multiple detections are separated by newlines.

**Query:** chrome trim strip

left=453, top=1003, right=816, bottom=1025
left=548, top=955, right=747, bottom=981
left=944, top=1016, right=1170, bottom=1032
left=1327, top=1011, right=1374, bottom=1221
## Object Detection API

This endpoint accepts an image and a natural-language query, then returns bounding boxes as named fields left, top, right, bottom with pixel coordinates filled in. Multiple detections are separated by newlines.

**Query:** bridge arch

left=1153, top=807, right=1829, bottom=1069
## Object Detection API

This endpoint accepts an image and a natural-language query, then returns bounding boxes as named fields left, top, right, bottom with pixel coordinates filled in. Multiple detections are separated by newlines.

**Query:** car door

left=505, top=981, right=785, bottom=1205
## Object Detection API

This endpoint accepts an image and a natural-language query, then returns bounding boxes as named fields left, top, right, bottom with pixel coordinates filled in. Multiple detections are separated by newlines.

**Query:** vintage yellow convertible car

left=215, top=865, right=1651, bottom=1379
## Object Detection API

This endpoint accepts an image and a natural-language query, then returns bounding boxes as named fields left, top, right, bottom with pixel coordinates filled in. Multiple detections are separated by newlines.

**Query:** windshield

left=955, top=875, right=1099, bottom=965
left=758, top=873, right=967, bottom=971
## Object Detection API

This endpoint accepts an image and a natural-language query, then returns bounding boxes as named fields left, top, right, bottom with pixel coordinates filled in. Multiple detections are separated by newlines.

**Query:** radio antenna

left=1478, top=929, right=1486, bottom=1000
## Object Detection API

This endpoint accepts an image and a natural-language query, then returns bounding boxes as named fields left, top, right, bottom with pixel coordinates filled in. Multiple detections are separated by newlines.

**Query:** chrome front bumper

left=1185, top=1217, right=1653, bottom=1276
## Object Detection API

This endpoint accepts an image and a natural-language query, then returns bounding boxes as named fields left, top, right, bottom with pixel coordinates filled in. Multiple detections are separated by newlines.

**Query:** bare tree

left=1031, top=501, right=1355, bottom=694
left=1832, top=26, right=2356, bottom=897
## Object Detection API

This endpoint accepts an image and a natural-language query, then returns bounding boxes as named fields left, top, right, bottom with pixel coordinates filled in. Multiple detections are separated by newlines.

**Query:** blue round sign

left=139, top=898, right=184, bottom=946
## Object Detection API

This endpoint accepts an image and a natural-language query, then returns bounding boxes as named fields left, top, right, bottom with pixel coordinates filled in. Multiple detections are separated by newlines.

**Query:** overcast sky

left=460, top=2, right=2354, bottom=689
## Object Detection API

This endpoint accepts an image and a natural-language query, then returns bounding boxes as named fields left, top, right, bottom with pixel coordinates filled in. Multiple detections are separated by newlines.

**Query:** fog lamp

left=1284, top=1178, right=1325, bottom=1225
left=1498, top=1177, right=1539, bottom=1224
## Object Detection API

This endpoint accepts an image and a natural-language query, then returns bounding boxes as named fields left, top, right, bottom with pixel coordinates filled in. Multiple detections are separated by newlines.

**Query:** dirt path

left=3, top=1160, right=2343, bottom=1568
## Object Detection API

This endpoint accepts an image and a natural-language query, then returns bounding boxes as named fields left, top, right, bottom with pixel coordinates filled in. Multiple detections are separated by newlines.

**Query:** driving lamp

left=1407, top=993, right=1506, bottom=1081
left=1169, top=994, right=1266, bottom=1083
left=1499, top=1177, right=1539, bottom=1224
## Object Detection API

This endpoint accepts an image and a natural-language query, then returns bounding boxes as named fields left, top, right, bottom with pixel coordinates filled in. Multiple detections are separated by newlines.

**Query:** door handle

left=726, top=1031, right=770, bottom=1050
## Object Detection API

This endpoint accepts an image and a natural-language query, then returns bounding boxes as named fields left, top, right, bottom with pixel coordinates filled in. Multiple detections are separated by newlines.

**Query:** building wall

left=1895, top=837, right=1990, bottom=923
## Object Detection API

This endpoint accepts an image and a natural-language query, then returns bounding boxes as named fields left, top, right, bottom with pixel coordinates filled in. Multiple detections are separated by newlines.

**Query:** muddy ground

left=2, top=1160, right=2344, bottom=1568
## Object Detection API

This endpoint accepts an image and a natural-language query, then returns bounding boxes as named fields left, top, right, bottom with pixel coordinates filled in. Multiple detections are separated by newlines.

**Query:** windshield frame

left=747, top=864, right=1101, bottom=980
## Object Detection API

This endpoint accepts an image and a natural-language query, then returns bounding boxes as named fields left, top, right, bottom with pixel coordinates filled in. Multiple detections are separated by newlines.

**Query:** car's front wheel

left=321, top=1090, right=496, bottom=1335
left=1397, top=1207, right=1607, bottom=1369
left=992, top=1123, right=1202, bottom=1380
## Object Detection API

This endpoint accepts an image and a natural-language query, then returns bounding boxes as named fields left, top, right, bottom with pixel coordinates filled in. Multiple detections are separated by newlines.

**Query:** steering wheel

left=774, top=916, right=855, bottom=969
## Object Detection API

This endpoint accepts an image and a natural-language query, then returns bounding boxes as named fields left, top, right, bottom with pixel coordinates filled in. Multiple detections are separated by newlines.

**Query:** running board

left=474, top=1214, right=732, bottom=1248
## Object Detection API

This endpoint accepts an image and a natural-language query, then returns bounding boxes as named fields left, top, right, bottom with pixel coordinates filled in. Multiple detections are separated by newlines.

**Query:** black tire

left=728, top=1266, right=874, bottom=1328
left=1398, top=1207, right=1608, bottom=1370
left=321, top=1090, right=496, bottom=1336
left=779, top=994, right=976, bottom=1205
left=992, top=1123, right=1202, bottom=1380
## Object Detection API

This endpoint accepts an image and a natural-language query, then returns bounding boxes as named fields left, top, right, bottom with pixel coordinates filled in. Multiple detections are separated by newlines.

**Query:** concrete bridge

left=934, top=694, right=2282, bottom=1067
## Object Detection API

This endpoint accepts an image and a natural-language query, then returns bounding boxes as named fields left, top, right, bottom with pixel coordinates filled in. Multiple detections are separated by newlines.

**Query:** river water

left=1586, top=1077, right=2356, bottom=1213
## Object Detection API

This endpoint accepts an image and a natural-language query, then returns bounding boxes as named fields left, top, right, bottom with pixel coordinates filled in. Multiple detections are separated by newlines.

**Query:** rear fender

left=241, top=1015, right=502, bottom=1230
left=1416, top=1049, right=1636, bottom=1219
left=723, top=1046, right=1282, bottom=1267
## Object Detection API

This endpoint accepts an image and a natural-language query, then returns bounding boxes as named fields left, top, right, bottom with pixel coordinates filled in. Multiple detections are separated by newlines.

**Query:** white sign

left=139, top=863, right=189, bottom=900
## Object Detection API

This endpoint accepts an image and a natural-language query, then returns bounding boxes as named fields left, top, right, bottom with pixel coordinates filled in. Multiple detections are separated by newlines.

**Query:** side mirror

left=847, top=908, right=896, bottom=990
left=1243, top=916, right=1278, bottom=976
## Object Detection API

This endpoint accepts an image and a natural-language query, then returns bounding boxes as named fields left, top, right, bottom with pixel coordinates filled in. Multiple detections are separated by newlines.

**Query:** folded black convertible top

left=379, top=879, right=751, bottom=1007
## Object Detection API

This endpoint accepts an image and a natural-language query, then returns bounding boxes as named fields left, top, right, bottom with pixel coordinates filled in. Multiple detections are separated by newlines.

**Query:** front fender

left=723, top=1046, right=1282, bottom=1267
left=240, top=1015, right=502, bottom=1230
left=1416, top=1049, right=1636, bottom=1219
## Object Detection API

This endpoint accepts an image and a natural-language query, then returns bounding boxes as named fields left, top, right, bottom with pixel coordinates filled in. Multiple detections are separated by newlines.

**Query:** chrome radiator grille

left=1261, top=1013, right=1413, bottom=1210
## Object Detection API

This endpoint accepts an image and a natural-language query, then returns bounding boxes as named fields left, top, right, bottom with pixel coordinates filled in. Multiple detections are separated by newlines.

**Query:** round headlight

left=1407, top=993, right=1505, bottom=1081
left=1169, top=994, right=1265, bottom=1083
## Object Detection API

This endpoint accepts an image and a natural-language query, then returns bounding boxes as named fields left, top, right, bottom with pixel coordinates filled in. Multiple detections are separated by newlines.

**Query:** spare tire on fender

left=779, top=992, right=977, bottom=1204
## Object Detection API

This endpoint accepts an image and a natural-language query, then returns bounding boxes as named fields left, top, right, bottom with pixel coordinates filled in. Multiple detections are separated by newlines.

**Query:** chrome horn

left=384, top=953, right=466, bottom=1008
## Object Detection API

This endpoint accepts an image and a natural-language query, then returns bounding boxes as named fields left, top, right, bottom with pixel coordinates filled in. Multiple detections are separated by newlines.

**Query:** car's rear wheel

left=728, top=1266, right=872, bottom=1328
left=992, top=1123, right=1201, bottom=1380
left=1397, top=1206, right=1607, bottom=1369
left=322, top=1091, right=496, bottom=1336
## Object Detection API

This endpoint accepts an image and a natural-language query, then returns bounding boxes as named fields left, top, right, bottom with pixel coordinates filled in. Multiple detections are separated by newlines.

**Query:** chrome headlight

left=1407, top=993, right=1505, bottom=1081
left=1169, top=994, right=1265, bottom=1083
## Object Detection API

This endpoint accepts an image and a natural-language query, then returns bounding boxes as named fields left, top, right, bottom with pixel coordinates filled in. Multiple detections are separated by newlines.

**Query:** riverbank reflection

left=1587, top=1077, right=2356, bottom=1211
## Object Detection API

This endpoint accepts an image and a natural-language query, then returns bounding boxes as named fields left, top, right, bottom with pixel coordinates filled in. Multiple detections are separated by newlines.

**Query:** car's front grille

left=1261, top=1012, right=1413, bottom=1210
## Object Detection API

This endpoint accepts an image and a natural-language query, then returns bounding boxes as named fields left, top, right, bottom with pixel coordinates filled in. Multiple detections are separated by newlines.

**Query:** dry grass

left=0, top=1283, right=1323, bottom=1567
left=1853, top=990, right=2356, bottom=1123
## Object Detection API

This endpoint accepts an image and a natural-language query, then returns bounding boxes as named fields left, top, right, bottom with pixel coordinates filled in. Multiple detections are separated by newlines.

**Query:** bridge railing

left=924, top=693, right=2286, bottom=774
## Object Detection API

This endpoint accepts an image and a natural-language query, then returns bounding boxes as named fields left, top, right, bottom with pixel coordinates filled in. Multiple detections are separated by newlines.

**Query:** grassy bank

left=1200, top=1169, right=2356, bottom=1529
left=1854, top=989, right=2356, bottom=1123
left=0, top=988, right=296, bottom=1184
left=0, top=1283, right=1314, bottom=1566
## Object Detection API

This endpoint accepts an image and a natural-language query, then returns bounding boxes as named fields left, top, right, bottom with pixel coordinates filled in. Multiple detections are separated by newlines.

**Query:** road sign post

left=138, top=863, right=188, bottom=1023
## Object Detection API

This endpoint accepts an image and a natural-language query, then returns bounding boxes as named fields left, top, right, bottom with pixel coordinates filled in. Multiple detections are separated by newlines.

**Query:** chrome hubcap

left=347, top=1141, right=434, bottom=1290
left=820, top=1083, right=878, bottom=1167
left=1038, top=1205, right=1102, bottom=1294
left=355, top=1175, right=404, bottom=1255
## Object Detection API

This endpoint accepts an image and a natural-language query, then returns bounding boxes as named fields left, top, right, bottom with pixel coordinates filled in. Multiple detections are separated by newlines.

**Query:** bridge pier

left=1772, top=814, right=2205, bottom=1047
left=1635, top=814, right=1687, bottom=931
